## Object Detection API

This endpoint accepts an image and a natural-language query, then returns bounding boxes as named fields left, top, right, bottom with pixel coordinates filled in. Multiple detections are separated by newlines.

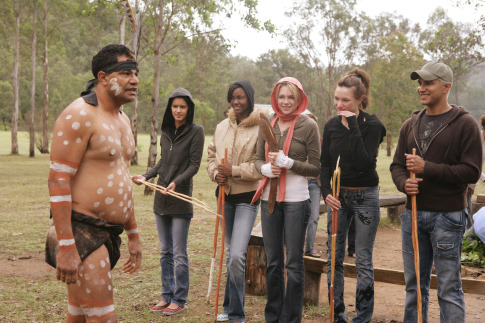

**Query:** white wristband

left=261, top=163, right=276, bottom=178
left=275, top=151, right=294, bottom=169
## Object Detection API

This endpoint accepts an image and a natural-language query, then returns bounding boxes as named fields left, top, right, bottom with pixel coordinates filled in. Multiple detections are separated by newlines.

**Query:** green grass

left=0, top=131, right=483, bottom=322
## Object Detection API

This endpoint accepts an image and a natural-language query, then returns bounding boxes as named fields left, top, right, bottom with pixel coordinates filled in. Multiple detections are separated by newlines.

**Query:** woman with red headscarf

left=253, top=77, right=321, bottom=323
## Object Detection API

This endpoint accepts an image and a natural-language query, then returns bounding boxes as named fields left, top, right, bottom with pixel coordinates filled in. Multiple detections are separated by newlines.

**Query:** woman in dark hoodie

left=321, top=68, right=386, bottom=323
left=132, top=88, right=204, bottom=316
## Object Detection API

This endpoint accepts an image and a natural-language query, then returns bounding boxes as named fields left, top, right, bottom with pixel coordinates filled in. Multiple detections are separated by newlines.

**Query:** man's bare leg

left=67, top=246, right=116, bottom=323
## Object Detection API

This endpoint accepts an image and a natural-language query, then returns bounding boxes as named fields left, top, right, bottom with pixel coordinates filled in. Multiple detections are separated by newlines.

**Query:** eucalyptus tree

left=284, top=0, right=362, bottom=121
left=420, top=8, right=485, bottom=104
left=139, top=0, right=273, bottom=194
left=370, top=31, right=424, bottom=155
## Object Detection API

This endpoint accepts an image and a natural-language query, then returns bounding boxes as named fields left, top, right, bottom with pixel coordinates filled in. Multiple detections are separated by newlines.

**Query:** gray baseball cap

left=410, top=61, right=453, bottom=83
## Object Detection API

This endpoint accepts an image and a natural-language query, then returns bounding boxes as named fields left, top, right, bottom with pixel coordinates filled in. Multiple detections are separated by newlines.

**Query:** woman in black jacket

left=321, top=69, right=386, bottom=323
left=132, top=88, right=204, bottom=316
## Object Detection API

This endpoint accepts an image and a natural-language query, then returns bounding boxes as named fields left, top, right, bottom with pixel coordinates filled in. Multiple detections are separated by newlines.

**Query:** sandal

left=306, top=252, right=321, bottom=258
left=150, top=302, right=169, bottom=312
left=163, top=305, right=185, bottom=316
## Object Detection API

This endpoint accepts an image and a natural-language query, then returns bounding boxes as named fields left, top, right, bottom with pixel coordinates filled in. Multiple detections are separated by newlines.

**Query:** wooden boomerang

left=259, top=113, right=279, bottom=214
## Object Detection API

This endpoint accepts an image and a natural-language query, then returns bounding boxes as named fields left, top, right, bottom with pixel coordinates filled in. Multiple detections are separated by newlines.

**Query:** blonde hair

left=274, top=82, right=301, bottom=106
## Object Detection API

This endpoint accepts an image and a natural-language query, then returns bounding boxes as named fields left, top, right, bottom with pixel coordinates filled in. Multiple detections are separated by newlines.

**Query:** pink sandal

left=150, top=303, right=169, bottom=312
left=163, top=305, right=185, bottom=316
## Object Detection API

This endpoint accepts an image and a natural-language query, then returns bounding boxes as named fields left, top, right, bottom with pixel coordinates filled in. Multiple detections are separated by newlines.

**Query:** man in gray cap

left=390, top=61, right=482, bottom=322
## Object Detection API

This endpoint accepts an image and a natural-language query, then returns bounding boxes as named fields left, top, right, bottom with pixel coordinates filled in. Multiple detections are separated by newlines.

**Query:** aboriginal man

left=46, top=44, right=142, bottom=322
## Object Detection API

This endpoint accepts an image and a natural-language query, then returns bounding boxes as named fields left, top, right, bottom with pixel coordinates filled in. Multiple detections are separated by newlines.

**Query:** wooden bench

left=303, top=256, right=485, bottom=306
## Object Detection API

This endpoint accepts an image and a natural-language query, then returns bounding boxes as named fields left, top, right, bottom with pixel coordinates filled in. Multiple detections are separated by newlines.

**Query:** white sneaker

left=217, top=313, right=229, bottom=321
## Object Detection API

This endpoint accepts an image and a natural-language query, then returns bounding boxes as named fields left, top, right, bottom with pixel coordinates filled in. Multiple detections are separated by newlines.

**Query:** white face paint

left=109, top=78, right=122, bottom=96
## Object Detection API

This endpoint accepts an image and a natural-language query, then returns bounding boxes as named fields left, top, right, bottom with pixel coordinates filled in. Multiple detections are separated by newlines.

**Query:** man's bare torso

left=51, top=97, right=135, bottom=225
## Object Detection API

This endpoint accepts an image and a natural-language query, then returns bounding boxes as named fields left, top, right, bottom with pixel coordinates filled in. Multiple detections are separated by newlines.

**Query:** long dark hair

left=336, top=68, right=371, bottom=110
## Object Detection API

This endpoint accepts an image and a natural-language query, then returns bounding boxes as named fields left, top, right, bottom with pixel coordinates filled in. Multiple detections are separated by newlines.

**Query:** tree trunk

left=145, top=47, right=162, bottom=196
left=130, top=3, right=141, bottom=166
left=30, top=4, right=37, bottom=158
left=119, top=13, right=126, bottom=45
left=11, top=2, right=20, bottom=155
left=41, top=0, right=49, bottom=154
left=386, top=133, right=392, bottom=157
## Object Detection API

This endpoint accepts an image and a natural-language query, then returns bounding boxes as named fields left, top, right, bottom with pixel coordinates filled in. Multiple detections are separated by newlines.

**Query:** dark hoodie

left=227, top=80, right=255, bottom=115
left=390, top=105, right=482, bottom=212
left=321, top=110, right=387, bottom=198
left=144, top=88, right=205, bottom=216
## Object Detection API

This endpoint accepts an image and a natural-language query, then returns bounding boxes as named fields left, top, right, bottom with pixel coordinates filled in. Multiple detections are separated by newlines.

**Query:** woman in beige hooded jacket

left=207, top=81, right=264, bottom=323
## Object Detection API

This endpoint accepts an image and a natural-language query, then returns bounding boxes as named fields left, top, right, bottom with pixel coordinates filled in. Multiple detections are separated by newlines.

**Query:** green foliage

left=461, top=233, right=485, bottom=268
left=193, top=99, right=215, bottom=133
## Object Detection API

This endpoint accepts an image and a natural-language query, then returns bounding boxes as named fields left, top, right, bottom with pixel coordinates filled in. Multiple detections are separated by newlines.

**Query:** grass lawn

left=0, top=131, right=483, bottom=322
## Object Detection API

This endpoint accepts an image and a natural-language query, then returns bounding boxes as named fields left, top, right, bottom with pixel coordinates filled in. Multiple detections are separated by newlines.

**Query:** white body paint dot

left=94, top=202, right=100, bottom=208
left=103, top=123, right=110, bottom=130
left=63, top=140, right=69, bottom=146
left=76, top=138, right=81, bottom=143
left=57, top=131, right=63, bottom=137
left=72, top=122, right=80, bottom=130
left=97, top=188, right=103, bottom=194
left=85, top=121, right=91, bottom=127
left=85, top=273, right=90, bottom=281
left=105, top=197, right=114, bottom=205
left=80, top=110, right=86, bottom=116
left=66, top=115, right=72, bottom=120
left=108, top=181, right=113, bottom=187
left=100, top=135, right=106, bottom=143
left=108, top=285, right=112, bottom=291
left=86, top=288, right=91, bottom=294
left=100, top=260, right=106, bottom=268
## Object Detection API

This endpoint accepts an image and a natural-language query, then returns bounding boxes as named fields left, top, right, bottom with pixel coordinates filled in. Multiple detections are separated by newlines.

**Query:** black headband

left=81, top=61, right=139, bottom=96
left=101, top=60, right=139, bottom=74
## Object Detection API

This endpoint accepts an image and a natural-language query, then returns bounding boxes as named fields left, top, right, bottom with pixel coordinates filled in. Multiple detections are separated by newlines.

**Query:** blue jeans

left=305, top=179, right=321, bottom=255
left=222, top=201, right=258, bottom=323
left=261, top=199, right=310, bottom=323
left=401, top=209, right=466, bottom=323
left=326, top=186, right=380, bottom=323
left=155, top=214, right=191, bottom=307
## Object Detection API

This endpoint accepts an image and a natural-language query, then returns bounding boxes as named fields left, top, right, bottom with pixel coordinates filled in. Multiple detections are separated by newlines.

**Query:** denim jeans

left=401, top=209, right=466, bottom=323
left=155, top=214, right=191, bottom=307
left=222, top=201, right=258, bottom=323
left=261, top=199, right=310, bottom=323
left=326, top=186, right=380, bottom=323
left=305, top=179, right=321, bottom=255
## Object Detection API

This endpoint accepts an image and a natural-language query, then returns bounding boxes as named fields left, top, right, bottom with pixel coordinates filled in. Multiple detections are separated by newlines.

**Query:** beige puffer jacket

left=207, top=106, right=266, bottom=195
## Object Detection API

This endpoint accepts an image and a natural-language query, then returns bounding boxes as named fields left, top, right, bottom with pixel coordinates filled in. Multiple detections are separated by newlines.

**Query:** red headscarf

left=251, top=77, right=308, bottom=204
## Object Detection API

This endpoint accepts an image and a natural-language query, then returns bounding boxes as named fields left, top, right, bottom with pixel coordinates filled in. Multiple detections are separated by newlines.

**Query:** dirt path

left=1, top=226, right=484, bottom=322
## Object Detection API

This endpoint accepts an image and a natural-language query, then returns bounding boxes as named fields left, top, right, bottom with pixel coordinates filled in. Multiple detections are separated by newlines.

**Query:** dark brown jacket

left=390, top=105, right=483, bottom=212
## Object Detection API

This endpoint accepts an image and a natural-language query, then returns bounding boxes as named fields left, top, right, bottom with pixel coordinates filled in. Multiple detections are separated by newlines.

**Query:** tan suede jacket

left=206, top=106, right=266, bottom=195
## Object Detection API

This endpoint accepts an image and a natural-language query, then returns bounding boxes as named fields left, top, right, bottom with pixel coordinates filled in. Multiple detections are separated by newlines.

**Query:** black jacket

left=144, top=88, right=205, bottom=216
left=321, top=111, right=386, bottom=198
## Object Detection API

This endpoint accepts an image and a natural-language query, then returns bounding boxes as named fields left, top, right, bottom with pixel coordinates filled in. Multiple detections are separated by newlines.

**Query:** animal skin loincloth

left=45, top=211, right=124, bottom=270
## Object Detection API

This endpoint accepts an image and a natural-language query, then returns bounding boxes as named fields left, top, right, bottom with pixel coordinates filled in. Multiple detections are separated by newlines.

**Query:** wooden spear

left=214, top=148, right=228, bottom=321
left=410, top=148, right=422, bottom=323
left=330, top=156, right=341, bottom=322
